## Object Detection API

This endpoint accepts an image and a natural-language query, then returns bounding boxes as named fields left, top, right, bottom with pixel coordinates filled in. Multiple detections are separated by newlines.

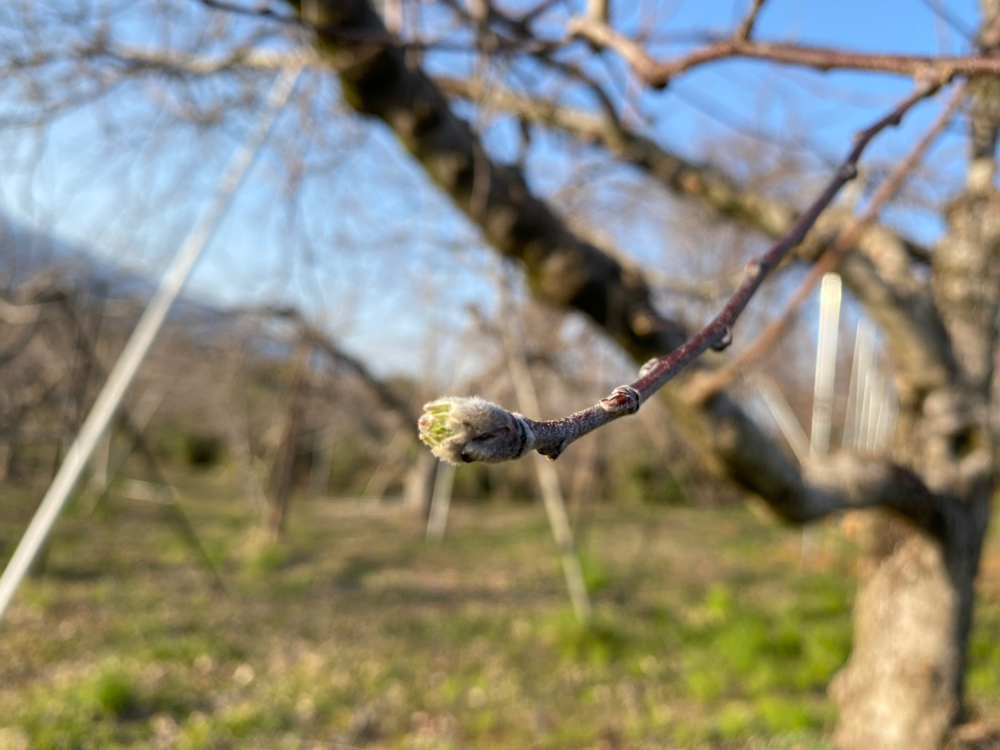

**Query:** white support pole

left=873, top=378, right=897, bottom=452
left=864, top=369, right=885, bottom=453
left=79, top=379, right=170, bottom=513
left=757, top=377, right=810, bottom=463
left=426, top=462, right=456, bottom=543
left=810, top=273, right=842, bottom=456
left=859, top=358, right=879, bottom=450
left=0, top=67, right=301, bottom=624
left=843, top=320, right=868, bottom=449
left=803, top=273, right=841, bottom=565
left=498, top=277, right=592, bottom=624
left=848, top=321, right=877, bottom=450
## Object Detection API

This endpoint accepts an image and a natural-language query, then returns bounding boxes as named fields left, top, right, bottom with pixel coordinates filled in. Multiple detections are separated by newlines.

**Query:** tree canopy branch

left=568, top=17, right=1000, bottom=86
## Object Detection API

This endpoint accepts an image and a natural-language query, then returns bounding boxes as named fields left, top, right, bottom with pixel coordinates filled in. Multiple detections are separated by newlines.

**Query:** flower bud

left=418, top=397, right=533, bottom=464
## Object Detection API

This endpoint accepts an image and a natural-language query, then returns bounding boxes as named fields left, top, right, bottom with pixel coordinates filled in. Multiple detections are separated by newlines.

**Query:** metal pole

left=850, top=321, right=877, bottom=450
left=842, top=320, right=870, bottom=449
left=0, top=66, right=301, bottom=624
left=426, top=462, right=456, bottom=542
left=803, top=273, right=841, bottom=565
left=757, top=376, right=810, bottom=463
left=810, top=273, right=842, bottom=455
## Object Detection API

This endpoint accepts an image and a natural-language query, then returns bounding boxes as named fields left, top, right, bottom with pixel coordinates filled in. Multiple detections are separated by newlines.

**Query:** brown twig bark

left=686, top=82, right=966, bottom=403
left=420, top=80, right=941, bottom=462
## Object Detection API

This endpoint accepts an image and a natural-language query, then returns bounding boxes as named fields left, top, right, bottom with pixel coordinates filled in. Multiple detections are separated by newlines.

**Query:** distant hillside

left=0, top=214, right=246, bottom=337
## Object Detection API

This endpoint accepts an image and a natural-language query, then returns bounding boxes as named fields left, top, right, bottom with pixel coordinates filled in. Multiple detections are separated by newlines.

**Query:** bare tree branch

left=437, top=74, right=954, bottom=398
left=801, top=453, right=944, bottom=530
left=568, top=18, right=1000, bottom=86
left=225, top=304, right=417, bottom=423
left=735, top=0, right=769, bottom=42
left=687, top=83, right=967, bottom=402
left=97, top=44, right=313, bottom=75
left=419, top=81, right=938, bottom=462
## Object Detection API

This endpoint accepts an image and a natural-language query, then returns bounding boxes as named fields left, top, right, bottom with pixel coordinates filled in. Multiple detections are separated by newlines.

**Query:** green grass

left=2, top=476, right=1000, bottom=749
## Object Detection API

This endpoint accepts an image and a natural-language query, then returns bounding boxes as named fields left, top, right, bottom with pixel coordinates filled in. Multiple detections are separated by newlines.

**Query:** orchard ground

left=2, top=471, right=1000, bottom=750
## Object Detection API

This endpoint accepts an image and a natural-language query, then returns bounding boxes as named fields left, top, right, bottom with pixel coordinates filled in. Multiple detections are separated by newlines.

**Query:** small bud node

left=711, top=325, right=733, bottom=351
left=599, top=386, right=641, bottom=415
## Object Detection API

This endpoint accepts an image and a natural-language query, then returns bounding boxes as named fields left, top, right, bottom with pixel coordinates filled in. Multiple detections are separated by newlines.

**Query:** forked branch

left=418, top=80, right=941, bottom=465
left=568, top=17, right=1000, bottom=86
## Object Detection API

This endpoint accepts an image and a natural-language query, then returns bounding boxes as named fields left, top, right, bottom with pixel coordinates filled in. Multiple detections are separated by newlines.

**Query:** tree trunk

left=831, top=499, right=990, bottom=750
left=830, top=516, right=959, bottom=750
left=830, top=186, right=1000, bottom=749
left=268, top=344, right=310, bottom=540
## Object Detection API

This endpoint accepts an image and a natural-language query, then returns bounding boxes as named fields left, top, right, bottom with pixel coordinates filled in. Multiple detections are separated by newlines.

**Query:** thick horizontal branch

left=568, top=17, right=1000, bottom=86
left=802, top=454, right=945, bottom=533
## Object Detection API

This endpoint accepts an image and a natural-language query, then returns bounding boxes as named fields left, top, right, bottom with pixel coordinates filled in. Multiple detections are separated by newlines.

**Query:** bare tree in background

left=3, top=0, right=1000, bottom=748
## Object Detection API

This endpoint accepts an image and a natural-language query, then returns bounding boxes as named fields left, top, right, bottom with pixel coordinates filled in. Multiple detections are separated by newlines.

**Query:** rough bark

left=830, top=518, right=959, bottom=750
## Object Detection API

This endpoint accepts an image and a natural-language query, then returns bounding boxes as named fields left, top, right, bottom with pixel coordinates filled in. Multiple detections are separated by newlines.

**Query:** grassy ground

left=2, top=472, right=1000, bottom=749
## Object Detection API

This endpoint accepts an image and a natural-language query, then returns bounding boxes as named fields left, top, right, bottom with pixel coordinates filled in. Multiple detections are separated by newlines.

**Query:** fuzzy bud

left=418, top=397, right=533, bottom=464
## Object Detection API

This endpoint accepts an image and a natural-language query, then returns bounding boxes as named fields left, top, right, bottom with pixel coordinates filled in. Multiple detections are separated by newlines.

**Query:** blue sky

left=0, top=0, right=984, bottom=378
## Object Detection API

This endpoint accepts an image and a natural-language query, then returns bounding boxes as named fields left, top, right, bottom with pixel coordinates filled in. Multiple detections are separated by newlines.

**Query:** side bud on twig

left=418, top=397, right=534, bottom=464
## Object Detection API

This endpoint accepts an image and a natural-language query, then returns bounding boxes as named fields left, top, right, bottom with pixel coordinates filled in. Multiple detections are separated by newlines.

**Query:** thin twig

left=419, top=80, right=941, bottom=464
left=915, top=0, right=975, bottom=41
left=686, top=82, right=966, bottom=403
